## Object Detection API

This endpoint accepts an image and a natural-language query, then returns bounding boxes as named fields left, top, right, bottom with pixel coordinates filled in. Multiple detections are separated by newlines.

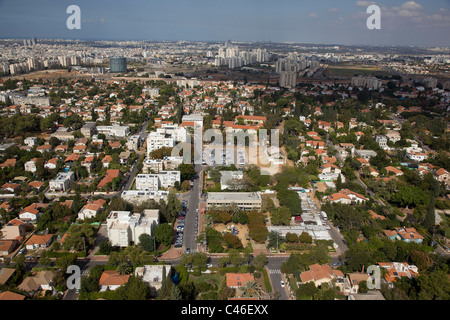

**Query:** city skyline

left=0, top=0, right=449, bottom=47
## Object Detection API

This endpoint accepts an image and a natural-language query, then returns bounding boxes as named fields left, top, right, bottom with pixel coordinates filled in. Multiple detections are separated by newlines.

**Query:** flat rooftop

left=207, top=192, right=261, bottom=201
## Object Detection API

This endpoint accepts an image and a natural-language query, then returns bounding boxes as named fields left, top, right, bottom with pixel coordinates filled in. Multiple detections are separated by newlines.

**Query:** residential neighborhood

left=0, top=1, right=449, bottom=305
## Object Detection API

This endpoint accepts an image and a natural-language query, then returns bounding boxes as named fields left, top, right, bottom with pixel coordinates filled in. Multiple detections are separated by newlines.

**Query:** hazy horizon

left=1, top=0, right=449, bottom=47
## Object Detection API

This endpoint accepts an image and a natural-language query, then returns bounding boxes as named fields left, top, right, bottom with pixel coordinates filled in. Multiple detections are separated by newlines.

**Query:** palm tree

left=240, top=280, right=263, bottom=298
left=117, top=262, right=132, bottom=275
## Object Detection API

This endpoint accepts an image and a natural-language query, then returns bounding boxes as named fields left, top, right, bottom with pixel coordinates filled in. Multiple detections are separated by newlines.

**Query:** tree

left=296, top=282, right=317, bottom=300
left=155, top=223, right=173, bottom=248
left=241, top=281, right=263, bottom=298
left=228, top=249, right=243, bottom=267
left=139, top=233, right=155, bottom=252
left=223, top=232, right=243, bottom=249
left=159, top=265, right=173, bottom=300
left=170, top=285, right=182, bottom=300
left=164, top=191, right=181, bottom=223
left=286, top=233, right=299, bottom=243
left=178, top=163, right=196, bottom=182
left=253, top=253, right=268, bottom=270
left=117, top=262, right=132, bottom=275
left=299, top=232, right=313, bottom=244
left=247, top=212, right=268, bottom=243
left=270, top=206, right=292, bottom=226
left=116, top=276, right=150, bottom=300
left=180, top=180, right=191, bottom=192
left=62, top=224, right=96, bottom=252
left=40, top=256, right=52, bottom=267
left=99, top=241, right=113, bottom=255
left=391, top=185, right=430, bottom=208
left=192, top=252, right=208, bottom=270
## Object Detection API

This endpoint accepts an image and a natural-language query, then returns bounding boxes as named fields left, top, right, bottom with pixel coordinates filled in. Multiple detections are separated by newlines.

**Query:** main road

left=182, top=164, right=203, bottom=253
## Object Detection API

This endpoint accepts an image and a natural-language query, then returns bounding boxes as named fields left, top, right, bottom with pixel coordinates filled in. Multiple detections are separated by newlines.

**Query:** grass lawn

left=326, top=64, right=392, bottom=78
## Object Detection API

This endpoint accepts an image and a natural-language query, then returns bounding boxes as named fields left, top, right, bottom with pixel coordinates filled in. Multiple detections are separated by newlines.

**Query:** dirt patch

left=214, top=223, right=250, bottom=248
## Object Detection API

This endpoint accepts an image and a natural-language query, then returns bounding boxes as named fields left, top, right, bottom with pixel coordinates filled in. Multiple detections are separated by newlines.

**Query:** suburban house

left=299, top=264, right=344, bottom=287
left=99, top=270, right=130, bottom=291
left=346, top=272, right=372, bottom=295
left=0, top=240, right=19, bottom=256
left=368, top=210, right=386, bottom=221
left=24, top=158, right=39, bottom=173
left=435, top=168, right=449, bottom=186
left=44, top=158, right=58, bottom=170
left=383, top=227, right=424, bottom=244
left=1, top=183, right=20, bottom=193
left=49, top=171, right=75, bottom=192
left=134, top=265, right=171, bottom=291
left=77, top=199, right=106, bottom=220
left=318, top=164, right=342, bottom=181
left=17, top=271, right=55, bottom=294
left=0, top=202, right=12, bottom=212
left=0, top=159, right=16, bottom=168
left=377, top=262, right=419, bottom=288
left=97, top=169, right=120, bottom=189
left=327, top=189, right=368, bottom=205
left=385, top=166, right=403, bottom=176
left=18, top=204, right=43, bottom=222
left=25, top=234, right=53, bottom=250
left=0, top=291, right=26, bottom=300
left=0, top=268, right=16, bottom=286
left=36, top=144, right=53, bottom=153
left=226, top=273, right=255, bottom=289
left=0, top=218, right=27, bottom=241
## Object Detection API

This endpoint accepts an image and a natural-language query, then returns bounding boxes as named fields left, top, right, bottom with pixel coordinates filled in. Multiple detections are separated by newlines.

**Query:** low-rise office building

left=206, top=192, right=262, bottom=211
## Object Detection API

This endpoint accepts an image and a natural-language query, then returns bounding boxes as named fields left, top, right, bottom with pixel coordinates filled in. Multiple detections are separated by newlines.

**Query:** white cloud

left=309, top=13, right=317, bottom=18
left=400, top=1, right=423, bottom=11
left=356, top=1, right=377, bottom=7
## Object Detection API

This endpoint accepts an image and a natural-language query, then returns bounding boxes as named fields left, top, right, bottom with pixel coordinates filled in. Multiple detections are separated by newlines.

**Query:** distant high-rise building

left=422, top=77, right=437, bottom=89
left=109, top=56, right=127, bottom=73
left=351, top=76, right=382, bottom=90
left=280, top=71, right=297, bottom=89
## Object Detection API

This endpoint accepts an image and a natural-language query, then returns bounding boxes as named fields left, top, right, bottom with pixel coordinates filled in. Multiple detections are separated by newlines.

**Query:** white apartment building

left=135, top=174, right=159, bottom=191
left=135, top=171, right=181, bottom=190
left=157, top=171, right=181, bottom=189
left=351, top=76, right=382, bottom=90
left=96, top=125, right=130, bottom=137
left=143, top=158, right=164, bottom=173
left=163, top=156, right=183, bottom=171
left=147, top=131, right=175, bottom=155
left=126, top=134, right=141, bottom=151
left=49, top=171, right=75, bottom=192
left=157, top=124, right=187, bottom=143
left=106, top=210, right=159, bottom=247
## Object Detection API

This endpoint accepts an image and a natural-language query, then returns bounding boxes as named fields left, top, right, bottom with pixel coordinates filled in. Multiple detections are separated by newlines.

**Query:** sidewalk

left=159, top=246, right=183, bottom=260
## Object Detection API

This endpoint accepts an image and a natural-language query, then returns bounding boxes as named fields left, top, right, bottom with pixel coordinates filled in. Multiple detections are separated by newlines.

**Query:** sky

left=0, top=0, right=449, bottom=46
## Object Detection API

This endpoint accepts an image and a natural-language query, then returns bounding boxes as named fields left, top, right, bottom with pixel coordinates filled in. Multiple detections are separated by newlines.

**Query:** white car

left=280, top=281, right=285, bottom=288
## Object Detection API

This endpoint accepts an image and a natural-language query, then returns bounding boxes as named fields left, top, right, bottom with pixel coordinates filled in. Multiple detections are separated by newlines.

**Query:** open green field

left=325, top=64, right=392, bottom=78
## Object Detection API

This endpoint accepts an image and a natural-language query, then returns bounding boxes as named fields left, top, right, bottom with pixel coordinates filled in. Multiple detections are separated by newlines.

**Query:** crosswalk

left=268, top=269, right=281, bottom=274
